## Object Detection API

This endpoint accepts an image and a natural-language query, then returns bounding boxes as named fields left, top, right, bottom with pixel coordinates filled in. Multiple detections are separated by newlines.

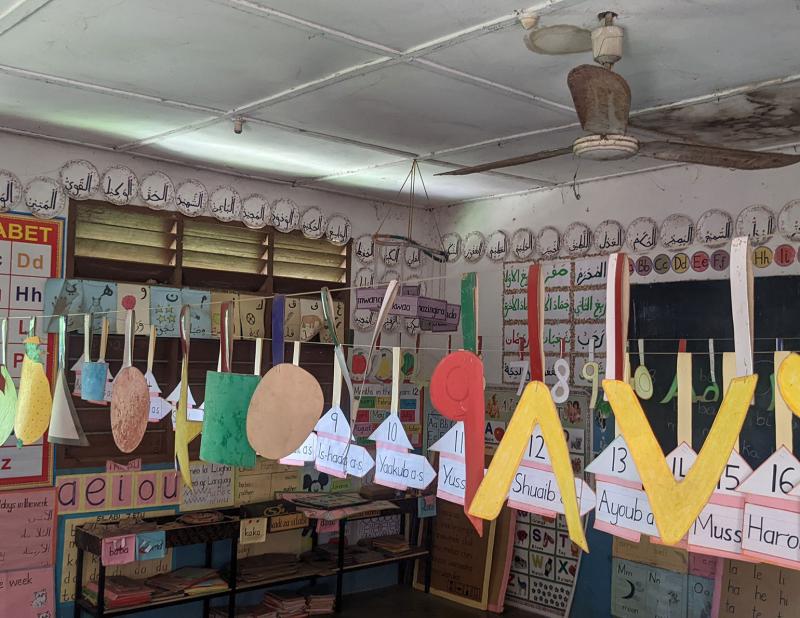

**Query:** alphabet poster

left=0, top=213, right=63, bottom=489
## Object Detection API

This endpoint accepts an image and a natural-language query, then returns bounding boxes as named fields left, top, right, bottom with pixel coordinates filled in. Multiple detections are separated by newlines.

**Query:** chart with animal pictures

left=502, top=257, right=607, bottom=392
left=0, top=213, right=63, bottom=488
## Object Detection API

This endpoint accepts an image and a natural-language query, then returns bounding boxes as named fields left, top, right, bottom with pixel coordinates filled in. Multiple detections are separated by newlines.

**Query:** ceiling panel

left=0, top=0, right=382, bottom=110
left=424, top=0, right=800, bottom=112
left=255, top=63, right=574, bottom=154
left=241, top=0, right=530, bottom=50
left=305, top=159, right=543, bottom=207
left=0, top=72, right=213, bottom=147
left=134, top=120, right=406, bottom=181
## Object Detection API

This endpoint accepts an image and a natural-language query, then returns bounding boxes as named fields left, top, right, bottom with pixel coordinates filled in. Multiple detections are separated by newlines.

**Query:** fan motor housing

left=573, top=134, right=639, bottom=160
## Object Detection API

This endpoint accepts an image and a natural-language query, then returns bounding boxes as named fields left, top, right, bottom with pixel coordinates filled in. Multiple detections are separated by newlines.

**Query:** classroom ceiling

left=1, top=0, right=799, bottom=206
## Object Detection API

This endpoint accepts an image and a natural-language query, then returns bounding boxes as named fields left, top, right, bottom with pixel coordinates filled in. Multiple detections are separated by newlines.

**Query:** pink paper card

left=101, top=535, right=136, bottom=566
left=110, top=473, right=133, bottom=509
left=3, top=566, right=55, bottom=617
left=316, top=519, right=339, bottom=534
left=134, top=472, right=158, bottom=507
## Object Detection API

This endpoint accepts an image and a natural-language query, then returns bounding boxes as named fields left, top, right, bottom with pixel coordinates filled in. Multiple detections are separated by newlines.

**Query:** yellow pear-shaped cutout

left=175, top=361, right=202, bottom=488
left=468, top=381, right=588, bottom=552
left=777, top=352, right=800, bottom=417
left=603, top=375, right=756, bottom=545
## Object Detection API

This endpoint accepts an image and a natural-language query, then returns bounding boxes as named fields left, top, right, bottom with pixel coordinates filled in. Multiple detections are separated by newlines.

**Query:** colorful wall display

left=353, top=381, right=422, bottom=449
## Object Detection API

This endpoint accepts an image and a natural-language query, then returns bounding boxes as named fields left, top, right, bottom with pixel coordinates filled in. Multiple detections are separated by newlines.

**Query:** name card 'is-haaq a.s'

left=603, top=239, right=758, bottom=546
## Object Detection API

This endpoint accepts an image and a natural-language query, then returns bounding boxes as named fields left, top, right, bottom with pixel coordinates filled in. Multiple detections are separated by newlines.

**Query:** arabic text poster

left=0, top=487, right=56, bottom=571
left=0, top=214, right=62, bottom=489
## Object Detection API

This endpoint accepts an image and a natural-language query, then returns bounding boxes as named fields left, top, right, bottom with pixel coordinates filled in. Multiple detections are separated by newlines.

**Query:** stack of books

left=147, top=567, right=228, bottom=596
left=305, top=593, right=335, bottom=615
left=238, top=553, right=300, bottom=584
left=83, top=576, right=152, bottom=609
left=371, top=535, right=411, bottom=555
left=262, top=590, right=308, bottom=618
left=210, top=606, right=278, bottom=618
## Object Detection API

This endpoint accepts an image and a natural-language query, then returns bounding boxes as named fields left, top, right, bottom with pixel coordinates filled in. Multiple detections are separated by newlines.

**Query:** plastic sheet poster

left=354, top=382, right=423, bottom=448
left=0, top=213, right=63, bottom=489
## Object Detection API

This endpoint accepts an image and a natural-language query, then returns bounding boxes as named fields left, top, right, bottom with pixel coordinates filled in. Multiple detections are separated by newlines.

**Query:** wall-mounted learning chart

left=718, top=559, right=800, bottom=616
left=0, top=213, right=63, bottom=488
left=353, top=381, right=423, bottom=449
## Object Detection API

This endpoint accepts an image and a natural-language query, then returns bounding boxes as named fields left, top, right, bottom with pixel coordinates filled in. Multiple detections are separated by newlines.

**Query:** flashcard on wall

left=369, top=413, right=413, bottom=450
left=430, top=422, right=465, bottom=458
left=116, top=284, right=150, bottom=334
left=135, top=530, right=166, bottom=561
left=284, top=297, right=301, bottom=340
left=593, top=480, right=659, bottom=541
left=507, top=467, right=595, bottom=518
left=436, top=457, right=468, bottom=504
left=82, top=280, right=117, bottom=329
left=315, top=406, right=352, bottom=441
left=182, top=289, right=212, bottom=338
left=43, top=278, right=83, bottom=332
left=210, top=292, right=239, bottom=338
left=737, top=447, right=800, bottom=500
left=238, top=294, right=266, bottom=338
left=320, top=300, right=345, bottom=344
left=586, top=435, right=643, bottom=485
left=299, top=298, right=324, bottom=341
left=150, top=286, right=182, bottom=337
left=102, top=535, right=136, bottom=566
left=240, top=517, right=268, bottom=545
left=3, top=566, right=55, bottom=617
left=316, top=436, right=375, bottom=479
left=374, top=446, right=435, bottom=490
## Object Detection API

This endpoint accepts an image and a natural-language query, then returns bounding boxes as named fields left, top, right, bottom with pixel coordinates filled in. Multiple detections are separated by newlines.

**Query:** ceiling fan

left=439, top=12, right=800, bottom=177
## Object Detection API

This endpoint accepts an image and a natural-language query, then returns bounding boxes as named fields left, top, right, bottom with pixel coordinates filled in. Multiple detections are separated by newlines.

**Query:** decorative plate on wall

left=695, top=209, right=732, bottom=247
left=241, top=194, right=270, bottom=229
left=735, top=204, right=775, bottom=246
left=778, top=199, right=800, bottom=241
left=382, top=313, right=400, bottom=332
left=353, top=234, right=375, bottom=263
left=300, top=207, right=326, bottom=239
left=562, top=222, right=592, bottom=256
left=511, top=228, right=535, bottom=260
left=463, top=231, right=486, bottom=262
left=441, top=232, right=462, bottom=263
left=381, top=244, right=400, bottom=266
left=660, top=214, right=695, bottom=251
left=60, top=159, right=99, bottom=200
left=405, top=317, right=421, bottom=336
left=352, top=309, right=374, bottom=331
left=326, top=213, right=352, bottom=246
left=354, top=267, right=374, bottom=288
left=271, top=198, right=300, bottom=232
left=486, top=230, right=508, bottom=262
left=175, top=180, right=208, bottom=217
left=404, top=245, right=424, bottom=269
left=209, top=185, right=241, bottom=222
left=537, top=226, right=560, bottom=258
left=626, top=217, right=658, bottom=253
left=26, top=177, right=65, bottom=219
left=593, top=220, right=624, bottom=253
left=100, top=166, right=138, bottom=206
left=139, top=172, right=174, bottom=210
left=381, top=269, right=400, bottom=283
left=0, top=170, right=23, bottom=212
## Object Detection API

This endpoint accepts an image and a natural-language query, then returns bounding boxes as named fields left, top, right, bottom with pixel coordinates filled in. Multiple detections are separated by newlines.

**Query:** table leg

left=73, top=547, right=84, bottom=618
left=335, top=518, right=345, bottom=612
left=228, top=536, right=238, bottom=618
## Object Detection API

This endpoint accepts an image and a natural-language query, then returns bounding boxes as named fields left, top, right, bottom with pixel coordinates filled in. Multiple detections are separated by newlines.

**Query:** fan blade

left=638, top=141, right=800, bottom=170
left=567, top=64, right=631, bottom=134
left=435, top=147, right=572, bottom=176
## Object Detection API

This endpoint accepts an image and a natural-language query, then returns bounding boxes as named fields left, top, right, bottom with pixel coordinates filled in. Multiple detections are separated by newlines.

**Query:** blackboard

left=629, top=275, right=800, bottom=470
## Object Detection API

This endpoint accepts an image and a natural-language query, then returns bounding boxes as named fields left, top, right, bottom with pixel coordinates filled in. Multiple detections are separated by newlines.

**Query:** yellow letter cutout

left=777, top=353, right=800, bottom=419
left=468, top=381, right=589, bottom=552
left=603, top=375, right=756, bottom=545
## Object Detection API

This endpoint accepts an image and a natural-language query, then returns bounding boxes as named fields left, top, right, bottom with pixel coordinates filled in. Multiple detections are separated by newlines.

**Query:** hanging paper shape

left=143, top=326, right=170, bottom=423
left=49, top=316, right=89, bottom=446
left=468, top=265, right=588, bottom=550
left=116, top=283, right=150, bottom=335
left=200, top=301, right=260, bottom=468
left=247, top=295, right=324, bottom=460
left=280, top=432, right=318, bottom=467
left=429, top=422, right=471, bottom=505
left=81, top=317, right=109, bottom=404
left=632, top=339, right=653, bottom=400
left=165, top=382, right=202, bottom=420
left=0, top=319, right=18, bottom=444
left=14, top=319, right=52, bottom=445
left=181, top=289, right=212, bottom=338
left=150, top=286, right=182, bottom=337
left=43, top=278, right=83, bottom=333
left=71, top=353, right=84, bottom=397
left=82, top=281, right=117, bottom=329
left=110, top=310, right=150, bottom=453
left=175, top=306, right=203, bottom=487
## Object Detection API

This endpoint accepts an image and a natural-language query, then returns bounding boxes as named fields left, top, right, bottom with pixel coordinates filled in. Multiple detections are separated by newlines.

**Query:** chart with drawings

left=0, top=213, right=63, bottom=489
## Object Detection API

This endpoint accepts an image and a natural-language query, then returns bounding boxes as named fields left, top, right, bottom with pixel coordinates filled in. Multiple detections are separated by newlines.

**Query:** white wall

left=436, top=162, right=800, bottom=384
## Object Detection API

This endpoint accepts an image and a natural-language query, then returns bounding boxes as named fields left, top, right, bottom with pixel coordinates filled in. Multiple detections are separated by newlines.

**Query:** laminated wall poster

left=0, top=213, right=63, bottom=489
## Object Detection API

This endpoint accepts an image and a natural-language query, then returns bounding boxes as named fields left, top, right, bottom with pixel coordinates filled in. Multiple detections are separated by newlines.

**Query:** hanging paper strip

left=175, top=306, right=203, bottom=487
left=49, top=315, right=89, bottom=446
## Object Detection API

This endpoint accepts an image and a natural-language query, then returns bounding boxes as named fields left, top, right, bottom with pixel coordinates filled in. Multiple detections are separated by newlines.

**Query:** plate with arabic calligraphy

left=354, top=267, right=374, bottom=288
left=593, top=219, right=624, bottom=254
left=511, top=228, right=535, bottom=260
left=778, top=199, right=800, bottom=241
left=326, top=213, right=352, bottom=246
left=486, top=230, right=508, bottom=262
left=381, top=244, right=400, bottom=266
left=537, top=226, right=561, bottom=258
left=271, top=198, right=300, bottom=232
left=241, top=194, right=270, bottom=229
left=0, top=170, right=23, bottom=212
left=60, top=160, right=99, bottom=200
left=382, top=313, right=401, bottom=332
left=209, top=185, right=241, bottom=222
left=695, top=209, right=732, bottom=248
left=26, top=177, right=66, bottom=219
left=353, top=234, right=375, bottom=263
left=404, top=245, right=425, bottom=269
left=139, top=171, right=174, bottom=210
left=735, top=204, right=775, bottom=246
left=562, top=222, right=592, bottom=256
left=100, top=166, right=138, bottom=206
left=626, top=217, right=658, bottom=253
left=659, top=213, right=694, bottom=251
left=463, top=231, right=486, bottom=262
left=175, top=180, right=208, bottom=217
left=441, top=232, right=462, bottom=263
left=300, top=207, right=327, bottom=239
left=352, top=309, right=375, bottom=332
